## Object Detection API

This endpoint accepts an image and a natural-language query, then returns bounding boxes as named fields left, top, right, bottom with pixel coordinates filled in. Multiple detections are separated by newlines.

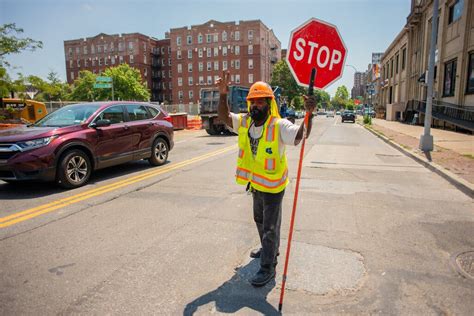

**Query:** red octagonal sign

left=286, top=18, right=347, bottom=90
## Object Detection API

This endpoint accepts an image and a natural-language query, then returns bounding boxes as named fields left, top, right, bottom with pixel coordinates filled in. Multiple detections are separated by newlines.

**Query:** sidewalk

left=365, top=118, right=473, bottom=188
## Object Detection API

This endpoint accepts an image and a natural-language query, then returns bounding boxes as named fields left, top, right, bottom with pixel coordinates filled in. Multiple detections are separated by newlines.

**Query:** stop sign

left=286, top=18, right=347, bottom=90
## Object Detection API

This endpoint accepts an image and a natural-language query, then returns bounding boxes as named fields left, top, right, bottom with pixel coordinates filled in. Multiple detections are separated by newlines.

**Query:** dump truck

left=0, top=98, right=47, bottom=129
left=199, top=86, right=293, bottom=135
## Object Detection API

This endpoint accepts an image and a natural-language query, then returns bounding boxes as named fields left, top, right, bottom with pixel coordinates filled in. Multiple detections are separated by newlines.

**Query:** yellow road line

left=0, top=145, right=236, bottom=228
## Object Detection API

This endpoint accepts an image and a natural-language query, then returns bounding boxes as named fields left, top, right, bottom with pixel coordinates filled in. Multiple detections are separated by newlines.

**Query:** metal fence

left=44, top=101, right=200, bottom=116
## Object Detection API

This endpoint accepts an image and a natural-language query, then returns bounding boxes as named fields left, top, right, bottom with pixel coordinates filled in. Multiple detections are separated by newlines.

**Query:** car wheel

left=149, top=137, right=169, bottom=166
left=57, top=149, right=91, bottom=189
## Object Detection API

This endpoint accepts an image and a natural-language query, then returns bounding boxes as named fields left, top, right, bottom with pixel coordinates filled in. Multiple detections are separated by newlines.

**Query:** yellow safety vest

left=235, top=114, right=289, bottom=193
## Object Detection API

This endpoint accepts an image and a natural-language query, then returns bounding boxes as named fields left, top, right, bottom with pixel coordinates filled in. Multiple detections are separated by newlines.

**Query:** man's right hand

left=216, top=71, right=230, bottom=95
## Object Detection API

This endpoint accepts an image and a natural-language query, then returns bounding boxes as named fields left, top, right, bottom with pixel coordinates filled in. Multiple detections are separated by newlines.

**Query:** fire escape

left=151, top=48, right=162, bottom=102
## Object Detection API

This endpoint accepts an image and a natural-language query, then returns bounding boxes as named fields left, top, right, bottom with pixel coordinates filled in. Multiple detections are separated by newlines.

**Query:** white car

left=326, top=111, right=335, bottom=118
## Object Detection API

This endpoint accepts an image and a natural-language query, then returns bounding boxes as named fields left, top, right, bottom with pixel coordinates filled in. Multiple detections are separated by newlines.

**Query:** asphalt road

left=1, top=116, right=473, bottom=315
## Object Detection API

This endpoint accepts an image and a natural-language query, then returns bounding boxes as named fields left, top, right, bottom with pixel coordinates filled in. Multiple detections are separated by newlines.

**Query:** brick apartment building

left=351, top=71, right=367, bottom=99
left=64, top=33, right=171, bottom=102
left=169, top=19, right=281, bottom=104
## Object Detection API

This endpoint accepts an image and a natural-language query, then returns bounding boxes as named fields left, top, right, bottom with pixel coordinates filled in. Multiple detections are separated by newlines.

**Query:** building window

left=249, top=74, right=254, bottom=83
left=213, top=34, right=218, bottom=42
left=223, top=60, right=228, bottom=70
left=83, top=46, right=88, bottom=54
left=188, top=49, right=192, bottom=59
left=188, top=63, right=193, bottom=72
left=231, top=60, right=234, bottom=68
left=103, top=45, right=107, bottom=53
left=235, top=60, right=240, bottom=69
left=198, top=34, right=203, bottom=44
left=178, top=77, right=183, bottom=86
left=104, top=57, right=108, bottom=66
left=162, top=70, right=166, bottom=78
left=144, top=55, right=147, bottom=64
left=448, top=0, right=464, bottom=24
left=128, top=42, right=134, bottom=51
left=443, top=59, right=457, bottom=97
left=248, top=45, right=253, bottom=55
left=198, top=62, right=203, bottom=72
left=248, top=59, right=253, bottom=69
left=235, top=46, right=240, bottom=55
left=188, top=76, right=193, bottom=86
left=214, top=75, right=219, bottom=83
left=110, top=43, right=114, bottom=52
left=177, top=36, right=182, bottom=46
left=222, top=31, right=227, bottom=41
left=199, top=76, right=204, bottom=84
left=207, top=48, right=211, bottom=58
left=235, top=74, right=240, bottom=84
left=130, top=55, right=134, bottom=63
left=189, top=90, right=193, bottom=99
left=198, top=48, right=203, bottom=58
left=390, top=58, right=394, bottom=77
left=111, top=56, right=115, bottom=65
left=76, top=47, right=80, bottom=55
left=178, top=91, right=183, bottom=100
left=235, top=31, right=240, bottom=40
left=68, top=47, right=72, bottom=56
left=214, top=61, right=219, bottom=71
left=97, top=45, right=102, bottom=53
left=207, top=62, right=212, bottom=71
left=168, top=58, right=171, bottom=66
left=119, top=56, right=123, bottom=63
left=206, top=34, right=212, bottom=43
left=85, top=59, right=88, bottom=67
left=69, top=60, right=73, bottom=68
left=223, top=46, right=227, bottom=56
left=98, top=58, right=103, bottom=66
left=169, top=70, right=172, bottom=77
left=177, top=50, right=182, bottom=59
left=118, top=42, right=124, bottom=52
left=70, top=72, right=74, bottom=80
left=248, top=30, right=254, bottom=40
left=402, top=48, right=406, bottom=70
left=466, top=52, right=474, bottom=94
left=178, top=64, right=182, bottom=73
left=187, top=35, right=192, bottom=45
left=395, top=54, right=399, bottom=74
left=214, top=47, right=218, bottom=57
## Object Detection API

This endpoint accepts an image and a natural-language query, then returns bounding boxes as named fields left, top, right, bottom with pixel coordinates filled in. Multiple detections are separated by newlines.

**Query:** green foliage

left=363, top=115, right=372, bottom=125
left=68, top=64, right=150, bottom=101
left=270, top=60, right=305, bottom=102
left=331, top=85, right=351, bottom=110
left=335, top=85, right=349, bottom=100
left=28, top=71, right=70, bottom=101
left=291, top=95, right=304, bottom=110
left=0, top=23, right=43, bottom=67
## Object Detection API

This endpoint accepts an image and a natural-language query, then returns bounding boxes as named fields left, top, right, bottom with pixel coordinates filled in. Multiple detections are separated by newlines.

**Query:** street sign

left=93, top=83, right=112, bottom=89
left=286, top=18, right=347, bottom=89
left=96, top=76, right=112, bottom=82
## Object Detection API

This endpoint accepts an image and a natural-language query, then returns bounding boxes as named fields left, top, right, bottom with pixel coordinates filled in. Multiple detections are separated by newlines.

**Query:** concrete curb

left=360, top=123, right=474, bottom=199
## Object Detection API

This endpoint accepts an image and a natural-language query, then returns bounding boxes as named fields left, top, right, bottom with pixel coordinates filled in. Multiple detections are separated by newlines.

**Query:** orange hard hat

left=246, top=81, right=274, bottom=100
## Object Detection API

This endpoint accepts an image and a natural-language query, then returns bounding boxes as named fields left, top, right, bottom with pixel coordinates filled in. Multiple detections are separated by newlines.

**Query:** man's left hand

left=303, top=95, right=316, bottom=114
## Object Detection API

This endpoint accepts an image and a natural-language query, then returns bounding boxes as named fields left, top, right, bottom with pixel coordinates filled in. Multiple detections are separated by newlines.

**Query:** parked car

left=326, top=111, right=335, bottom=118
left=341, top=110, right=356, bottom=123
left=0, top=102, right=174, bottom=189
left=336, top=111, right=341, bottom=115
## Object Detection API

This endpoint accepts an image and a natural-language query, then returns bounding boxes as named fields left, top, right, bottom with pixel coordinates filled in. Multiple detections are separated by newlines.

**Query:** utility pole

left=420, top=0, right=438, bottom=152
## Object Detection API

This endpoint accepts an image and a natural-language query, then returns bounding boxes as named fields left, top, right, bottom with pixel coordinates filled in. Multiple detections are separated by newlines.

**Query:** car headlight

left=17, top=136, right=56, bottom=151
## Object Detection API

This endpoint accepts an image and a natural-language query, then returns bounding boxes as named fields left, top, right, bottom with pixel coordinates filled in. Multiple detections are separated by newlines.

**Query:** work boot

left=250, top=248, right=262, bottom=258
left=250, top=268, right=276, bottom=287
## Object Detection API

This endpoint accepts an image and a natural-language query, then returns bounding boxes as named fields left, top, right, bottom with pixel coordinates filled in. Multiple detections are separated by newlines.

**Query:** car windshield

left=34, top=103, right=102, bottom=127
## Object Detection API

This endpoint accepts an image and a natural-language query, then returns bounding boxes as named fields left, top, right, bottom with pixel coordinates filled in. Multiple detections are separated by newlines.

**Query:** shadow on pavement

left=183, top=259, right=279, bottom=315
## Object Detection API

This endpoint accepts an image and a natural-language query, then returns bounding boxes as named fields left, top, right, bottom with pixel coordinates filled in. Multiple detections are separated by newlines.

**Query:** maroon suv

left=0, top=102, right=174, bottom=188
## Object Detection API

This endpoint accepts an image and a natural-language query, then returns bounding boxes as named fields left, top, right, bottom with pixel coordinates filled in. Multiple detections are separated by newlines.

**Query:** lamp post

left=419, top=0, right=438, bottom=152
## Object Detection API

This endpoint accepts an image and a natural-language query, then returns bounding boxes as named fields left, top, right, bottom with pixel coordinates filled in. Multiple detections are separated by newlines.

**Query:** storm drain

left=451, top=251, right=474, bottom=280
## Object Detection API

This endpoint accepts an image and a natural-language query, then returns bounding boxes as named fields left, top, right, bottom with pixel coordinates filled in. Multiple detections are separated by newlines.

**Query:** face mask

left=249, top=105, right=269, bottom=122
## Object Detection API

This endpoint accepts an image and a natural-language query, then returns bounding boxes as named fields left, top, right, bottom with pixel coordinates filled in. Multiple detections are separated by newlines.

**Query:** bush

left=363, top=115, right=372, bottom=125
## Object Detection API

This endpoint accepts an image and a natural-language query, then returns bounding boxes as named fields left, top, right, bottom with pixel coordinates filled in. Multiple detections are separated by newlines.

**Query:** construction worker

left=216, top=71, right=316, bottom=286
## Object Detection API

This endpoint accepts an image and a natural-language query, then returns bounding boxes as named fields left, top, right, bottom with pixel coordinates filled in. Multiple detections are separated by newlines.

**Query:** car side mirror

left=91, top=119, right=111, bottom=128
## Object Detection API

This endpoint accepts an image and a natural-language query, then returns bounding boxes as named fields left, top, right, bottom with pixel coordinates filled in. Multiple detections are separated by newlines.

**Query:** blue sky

left=1, top=0, right=410, bottom=97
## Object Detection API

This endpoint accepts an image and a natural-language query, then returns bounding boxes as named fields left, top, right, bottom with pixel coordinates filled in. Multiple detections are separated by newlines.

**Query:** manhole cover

left=451, top=251, right=474, bottom=279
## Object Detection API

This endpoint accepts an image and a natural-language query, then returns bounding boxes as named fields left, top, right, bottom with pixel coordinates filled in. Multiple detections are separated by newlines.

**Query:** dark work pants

left=252, top=189, right=285, bottom=272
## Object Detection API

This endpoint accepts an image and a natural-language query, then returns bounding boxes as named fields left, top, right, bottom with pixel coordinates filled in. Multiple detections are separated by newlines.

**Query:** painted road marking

left=0, top=145, right=236, bottom=228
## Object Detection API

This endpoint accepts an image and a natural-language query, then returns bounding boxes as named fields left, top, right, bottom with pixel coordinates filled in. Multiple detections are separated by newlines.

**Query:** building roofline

left=383, top=27, right=408, bottom=59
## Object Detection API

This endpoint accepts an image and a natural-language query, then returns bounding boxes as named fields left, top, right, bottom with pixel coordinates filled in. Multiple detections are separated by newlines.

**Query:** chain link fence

left=44, top=101, right=200, bottom=116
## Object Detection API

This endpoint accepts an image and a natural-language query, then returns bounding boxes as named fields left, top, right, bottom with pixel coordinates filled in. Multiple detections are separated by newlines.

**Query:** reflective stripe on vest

left=238, top=149, right=245, bottom=158
left=252, top=169, right=288, bottom=189
left=236, top=167, right=251, bottom=181
left=266, top=116, right=276, bottom=142
left=265, top=158, right=275, bottom=171
left=241, top=115, right=249, bottom=128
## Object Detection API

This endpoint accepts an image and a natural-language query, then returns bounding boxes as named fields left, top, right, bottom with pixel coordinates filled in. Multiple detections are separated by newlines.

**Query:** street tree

left=0, top=23, right=43, bottom=66
left=270, top=60, right=305, bottom=104
left=28, top=71, right=70, bottom=101
left=99, top=64, right=150, bottom=101
left=68, top=70, right=98, bottom=101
